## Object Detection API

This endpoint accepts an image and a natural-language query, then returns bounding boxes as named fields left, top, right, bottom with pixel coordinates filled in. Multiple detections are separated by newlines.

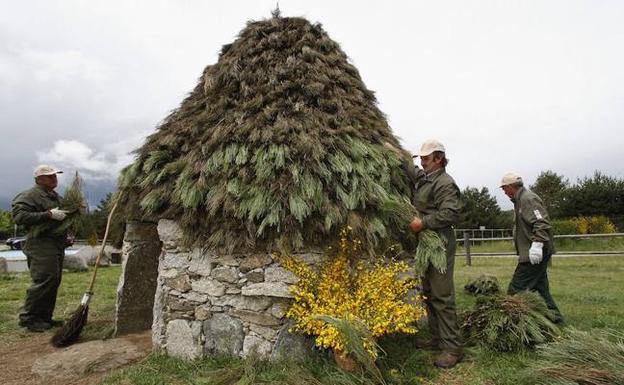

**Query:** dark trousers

left=422, top=231, right=462, bottom=353
left=20, top=242, right=64, bottom=324
left=507, top=253, right=563, bottom=322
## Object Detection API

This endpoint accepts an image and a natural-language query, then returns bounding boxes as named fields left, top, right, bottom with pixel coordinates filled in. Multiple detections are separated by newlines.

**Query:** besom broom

left=51, top=199, right=118, bottom=347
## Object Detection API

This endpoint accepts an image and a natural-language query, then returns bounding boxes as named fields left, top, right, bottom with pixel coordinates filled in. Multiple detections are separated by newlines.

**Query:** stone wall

left=153, top=219, right=319, bottom=360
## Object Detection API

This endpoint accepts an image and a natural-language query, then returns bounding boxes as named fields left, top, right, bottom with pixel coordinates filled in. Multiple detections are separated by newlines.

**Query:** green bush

left=551, top=218, right=578, bottom=235
left=582, top=215, right=617, bottom=234
left=552, top=216, right=616, bottom=235
left=0, top=209, right=14, bottom=239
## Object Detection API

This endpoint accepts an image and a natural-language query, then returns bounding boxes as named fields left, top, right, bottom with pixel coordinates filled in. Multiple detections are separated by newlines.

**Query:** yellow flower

left=278, top=227, right=426, bottom=358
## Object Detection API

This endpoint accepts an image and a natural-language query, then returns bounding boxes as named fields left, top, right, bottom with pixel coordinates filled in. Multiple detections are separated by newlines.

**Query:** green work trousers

left=507, top=252, right=563, bottom=322
left=19, top=239, right=64, bottom=324
left=422, top=230, right=462, bottom=353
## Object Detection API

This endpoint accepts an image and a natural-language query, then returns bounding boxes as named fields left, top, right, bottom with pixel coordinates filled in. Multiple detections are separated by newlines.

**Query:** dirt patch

left=0, top=328, right=152, bottom=385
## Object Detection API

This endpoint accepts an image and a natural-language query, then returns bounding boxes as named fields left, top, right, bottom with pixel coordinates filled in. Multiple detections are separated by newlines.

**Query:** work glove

left=49, top=207, right=69, bottom=221
left=528, top=242, right=543, bottom=265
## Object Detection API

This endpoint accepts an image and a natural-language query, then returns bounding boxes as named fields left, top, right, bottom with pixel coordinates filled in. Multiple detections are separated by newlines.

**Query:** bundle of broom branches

left=30, top=172, right=87, bottom=238
left=524, top=328, right=624, bottom=385
left=380, top=197, right=446, bottom=276
left=461, top=291, right=561, bottom=352
left=318, top=315, right=386, bottom=384
left=464, top=274, right=500, bottom=295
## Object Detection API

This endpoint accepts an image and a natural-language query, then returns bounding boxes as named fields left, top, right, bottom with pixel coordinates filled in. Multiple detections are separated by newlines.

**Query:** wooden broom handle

left=86, top=199, right=118, bottom=293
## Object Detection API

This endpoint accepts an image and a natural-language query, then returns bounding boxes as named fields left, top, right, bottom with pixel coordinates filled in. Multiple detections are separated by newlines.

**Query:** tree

left=530, top=170, right=568, bottom=218
left=91, top=192, right=125, bottom=248
left=0, top=209, right=14, bottom=239
left=559, top=172, right=624, bottom=220
left=459, top=187, right=504, bottom=229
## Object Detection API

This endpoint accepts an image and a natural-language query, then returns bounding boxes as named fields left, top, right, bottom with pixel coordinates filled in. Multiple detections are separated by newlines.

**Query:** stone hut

left=113, top=13, right=417, bottom=360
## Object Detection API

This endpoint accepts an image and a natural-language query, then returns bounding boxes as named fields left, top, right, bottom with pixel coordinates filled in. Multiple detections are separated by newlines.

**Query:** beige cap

left=416, top=139, right=446, bottom=157
left=500, top=172, right=522, bottom=187
left=34, top=165, right=63, bottom=178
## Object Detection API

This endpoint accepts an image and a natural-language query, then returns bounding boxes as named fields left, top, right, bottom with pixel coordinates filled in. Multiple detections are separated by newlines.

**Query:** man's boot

left=19, top=320, right=53, bottom=333
left=434, top=351, right=463, bottom=369
left=414, top=338, right=440, bottom=350
left=47, top=319, right=64, bottom=327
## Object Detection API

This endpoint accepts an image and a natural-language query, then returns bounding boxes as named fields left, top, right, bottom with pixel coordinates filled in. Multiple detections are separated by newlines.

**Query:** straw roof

left=118, top=15, right=418, bottom=253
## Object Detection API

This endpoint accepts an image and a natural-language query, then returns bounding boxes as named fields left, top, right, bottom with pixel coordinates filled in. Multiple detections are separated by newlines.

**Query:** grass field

left=1, top=255, right=623, bottom=385
left=464, top=236, right=624, bottom=254
left=0, top=266, right=120, bottom=343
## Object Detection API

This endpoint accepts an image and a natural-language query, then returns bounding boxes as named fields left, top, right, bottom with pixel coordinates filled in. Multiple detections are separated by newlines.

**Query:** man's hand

left=529, top=242, right=543, bottom=264
left=409, top=217, right=424, bottom=233
left=49, top=207, right=68, bottom=221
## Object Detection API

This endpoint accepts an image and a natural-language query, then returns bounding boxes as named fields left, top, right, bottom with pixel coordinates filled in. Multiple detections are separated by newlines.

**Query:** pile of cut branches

left=464, top=274, right=500, bottom=295
left=461, top=291, right=561, bottom=352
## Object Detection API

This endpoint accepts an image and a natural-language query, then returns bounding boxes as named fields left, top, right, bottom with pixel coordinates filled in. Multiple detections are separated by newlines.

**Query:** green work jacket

left=12, top=185, right=66, bottom=250
left=412, top=168, right=461, bottom=240
left=512, top=187, right=555, bottom=262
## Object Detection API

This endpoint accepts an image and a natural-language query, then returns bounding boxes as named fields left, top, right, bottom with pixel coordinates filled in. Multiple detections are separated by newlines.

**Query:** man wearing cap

left=409, top=140, right=463, bottom=368
left=500, top=173, right=563, bottom=323
left=12, top=165, right=69, bottom=332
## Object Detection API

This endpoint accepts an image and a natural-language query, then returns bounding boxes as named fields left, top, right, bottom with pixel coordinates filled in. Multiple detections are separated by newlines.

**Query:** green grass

left=0, top=266, right=121, bottom=343
left=1, top=257, right=623, bottom=385
left=465, top=236, right=624, bottom=254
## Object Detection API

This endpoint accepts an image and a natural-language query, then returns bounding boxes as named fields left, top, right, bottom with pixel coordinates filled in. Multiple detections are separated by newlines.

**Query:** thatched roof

left=118, top=15, right=418, bottom=253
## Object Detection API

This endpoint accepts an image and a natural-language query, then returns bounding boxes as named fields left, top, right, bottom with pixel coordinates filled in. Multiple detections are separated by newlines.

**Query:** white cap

left=416, top=139, right=446, bottom=157
left=500, top=172, right=522, bottom=187
left=34, top=165, right=63, bottom=178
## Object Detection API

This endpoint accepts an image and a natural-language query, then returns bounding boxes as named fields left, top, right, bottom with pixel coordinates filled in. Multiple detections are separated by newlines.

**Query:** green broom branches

left=461, top=291, right=561, bottom=352
left=414, top=230, right=446, bottom=276
left=317, top=315, right=386, bottom=384
left=379, top=196, right=446, bottom=275
left=30, top=172, right=87, bottom=238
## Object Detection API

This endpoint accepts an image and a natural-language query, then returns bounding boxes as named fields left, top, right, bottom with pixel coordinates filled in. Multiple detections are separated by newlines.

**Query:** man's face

left=420, top=154, right=442, bottom=174
left=501, top=184, right=517, bottom=199
left=36, top=174, right=58, bottom=190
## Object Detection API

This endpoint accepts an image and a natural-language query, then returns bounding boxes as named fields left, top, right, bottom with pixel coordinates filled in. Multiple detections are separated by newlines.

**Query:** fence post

left=463, top=230, right=471, bottom=266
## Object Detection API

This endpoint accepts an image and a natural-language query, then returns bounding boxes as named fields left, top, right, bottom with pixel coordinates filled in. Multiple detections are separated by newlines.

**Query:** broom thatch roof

left=118, top=15, right=418, bottom=253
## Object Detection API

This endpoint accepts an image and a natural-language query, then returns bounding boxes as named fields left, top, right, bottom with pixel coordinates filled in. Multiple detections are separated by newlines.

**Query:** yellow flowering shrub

left=280, top=227, right=426, bottom=359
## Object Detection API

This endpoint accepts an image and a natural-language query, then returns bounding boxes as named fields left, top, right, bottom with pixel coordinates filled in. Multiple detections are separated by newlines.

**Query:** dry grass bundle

left=464, top=274, right=500, bottom=295
left=461, top=291, right=561, bottom=352
left=117, top=14, right=417, bottom=254
left=524, top=328, right=624, bottom=385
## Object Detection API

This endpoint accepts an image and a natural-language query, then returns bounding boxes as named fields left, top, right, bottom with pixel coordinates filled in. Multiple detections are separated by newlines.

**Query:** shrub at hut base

left=461, top=291, right=561, bottom=352
left=280, top=228, right=426, bottom=365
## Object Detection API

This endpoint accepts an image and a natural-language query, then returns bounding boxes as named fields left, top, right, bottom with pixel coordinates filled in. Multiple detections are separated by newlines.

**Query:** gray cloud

left=2, top=0, right=624, bottom=214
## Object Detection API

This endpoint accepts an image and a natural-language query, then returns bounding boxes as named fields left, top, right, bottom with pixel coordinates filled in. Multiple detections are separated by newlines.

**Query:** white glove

left=528, top=242, right=543, bottom=265
left=49, top=207, right=68, bottom=221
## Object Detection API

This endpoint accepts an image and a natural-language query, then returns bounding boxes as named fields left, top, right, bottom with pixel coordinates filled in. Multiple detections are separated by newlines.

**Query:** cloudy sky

left=1, top=0, right=623, bottom=210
